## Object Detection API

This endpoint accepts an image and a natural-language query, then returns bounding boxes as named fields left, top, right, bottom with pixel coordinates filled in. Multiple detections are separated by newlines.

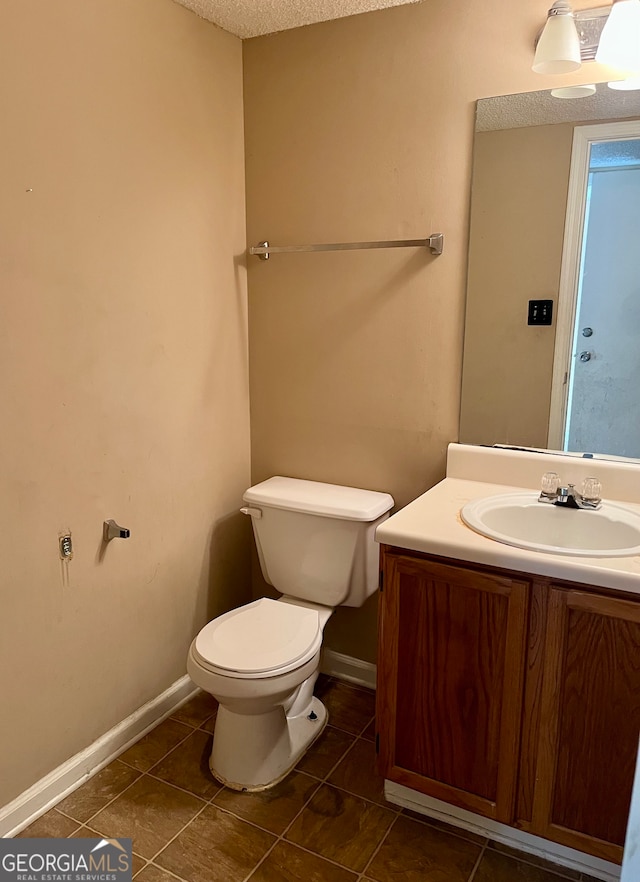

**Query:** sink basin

left=461, top=492, right=640, bottom=557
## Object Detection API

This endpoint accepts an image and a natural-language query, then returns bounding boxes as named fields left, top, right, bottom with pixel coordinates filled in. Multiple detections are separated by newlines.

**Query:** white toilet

left=186, top=476, right=393, bottom=792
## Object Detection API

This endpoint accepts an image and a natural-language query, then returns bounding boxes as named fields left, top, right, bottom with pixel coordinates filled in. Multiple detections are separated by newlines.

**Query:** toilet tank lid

left=243, top=477, right=394, bottom=521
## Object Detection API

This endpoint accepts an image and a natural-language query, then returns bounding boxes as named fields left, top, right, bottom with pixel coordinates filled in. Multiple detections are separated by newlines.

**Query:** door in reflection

left=563, top=138, right=640, bottom=456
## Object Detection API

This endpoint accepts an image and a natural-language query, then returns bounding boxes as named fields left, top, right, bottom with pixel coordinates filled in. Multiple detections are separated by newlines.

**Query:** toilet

left=186, top=476, right=394, bottom=792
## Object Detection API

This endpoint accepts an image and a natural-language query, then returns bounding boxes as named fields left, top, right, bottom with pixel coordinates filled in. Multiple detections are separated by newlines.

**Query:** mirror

left=460, top=84, right=640, bottom=459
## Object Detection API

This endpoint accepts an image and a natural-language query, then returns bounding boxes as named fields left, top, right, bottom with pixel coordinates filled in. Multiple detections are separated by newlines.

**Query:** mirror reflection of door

left=550, top=122, right=640, bottom=457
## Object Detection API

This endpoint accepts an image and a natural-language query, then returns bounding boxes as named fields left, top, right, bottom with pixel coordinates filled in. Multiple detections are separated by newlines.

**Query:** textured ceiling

left=173, top=0, right=422, bottom=39
left=476, top=84, right=640, bottom=132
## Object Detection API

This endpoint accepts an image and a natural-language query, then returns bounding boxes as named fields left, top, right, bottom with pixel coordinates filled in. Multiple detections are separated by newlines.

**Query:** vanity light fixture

left=533, top=0, right=581, bottom=74
left=533, top=1, right=640, bottom=92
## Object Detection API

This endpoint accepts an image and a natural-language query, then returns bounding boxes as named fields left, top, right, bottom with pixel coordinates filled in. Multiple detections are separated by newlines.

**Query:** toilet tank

left=242, top=477, right=394, bottom=608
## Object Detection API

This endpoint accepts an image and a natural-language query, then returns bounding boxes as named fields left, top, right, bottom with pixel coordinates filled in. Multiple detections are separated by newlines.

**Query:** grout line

left=197, top=716, right=217, bottom=734
left=131, top=860, right=149, bottom=879
left=143, top=799, right=211, bottom=867
left=484, top=842, right=586, bottom=881
left=61, top=767, right=207, bottom=834
left=467, top=840, right=488, bottom=882
left=322, top=737, right=360, bottom=782
left=238, top=783, right=322, bottom=882
left=144, top=771, right=219, bottom=804
left=357, top=809, right=399, bottom=879
left=357, top=714, right=375, bottom=738
left=325, top=721, right=371, bottom=738
left=137, top=727, right=200, bottom=776
left=397, top=809, right=490, bottom=846
left=59, top=775, right=144, bottom=828
left=251, top=835, right=376, bottom=879
left=318, top=738, right=401, bottom=814
left=204, top=795, right=314, bottom=839
left=141, top=861, right=189, bottom=882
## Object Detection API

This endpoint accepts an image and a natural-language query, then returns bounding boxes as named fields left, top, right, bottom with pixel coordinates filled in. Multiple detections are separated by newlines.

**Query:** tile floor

left=17, top=678, right=602, bottom=882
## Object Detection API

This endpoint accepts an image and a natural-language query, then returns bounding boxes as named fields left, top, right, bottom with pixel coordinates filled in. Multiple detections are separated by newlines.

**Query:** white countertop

left=376, top=445, right=640, bottom=596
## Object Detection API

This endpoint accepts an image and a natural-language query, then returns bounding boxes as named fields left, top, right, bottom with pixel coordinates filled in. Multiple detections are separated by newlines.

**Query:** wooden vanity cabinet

left=377, top=546, right=640, bottom=864
left=376, top=550, right=530, bottom=822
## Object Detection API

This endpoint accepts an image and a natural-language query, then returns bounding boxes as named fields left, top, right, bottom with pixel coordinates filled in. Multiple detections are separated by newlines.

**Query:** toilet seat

left=192, top=598, right=322, bottom=679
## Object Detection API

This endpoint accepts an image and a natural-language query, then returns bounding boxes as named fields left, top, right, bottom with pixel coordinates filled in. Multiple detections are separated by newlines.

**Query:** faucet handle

left=580, top=476, right=602, bottom=502
left=541, top=471, right=560, bottom=498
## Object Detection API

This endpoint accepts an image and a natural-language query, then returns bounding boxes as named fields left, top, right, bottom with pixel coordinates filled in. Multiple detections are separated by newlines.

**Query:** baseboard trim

left=0, top=675, right=198, bottom=838
left=320, top=649, right=376, bottom=690
left=385, top=781, right=621, bottom=882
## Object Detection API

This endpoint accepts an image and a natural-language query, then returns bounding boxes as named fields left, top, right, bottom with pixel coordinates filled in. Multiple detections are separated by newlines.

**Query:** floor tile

left=366, top=814, right=480, bottom=882
left=198, top=713, right=217, bottom=735
left=315, top=680, right=376, bottom=735
left=170, top=691, right=218, bottom=729
left=119, top=719, right=193, bottom=772
left=56, top=761, right=141, bottom=823
left=135, top=865, right=181, bottom=882
left=475, top=849, right=573, bottom=882
left=403, top=809, right=488, bottom=846
left=328, top=738, right=388, bottom=806
left=90, top=776, right=205, bottom=859
left=361, top=719, right=376, bottom=741
left=68, top=829, right=147, bottom=876
left=247, top=840, right=357, bottom=882
left=285, top=783, right=394, bottom=872
left=295, top=725, right=356, bottom=779
left=212, top=770, right=319, bottom=835
left=156, top=804, right=275, bottom=882
left=131, top=855, right=149, bottom=876
left=488, top=843, right=581, bottom=880
left=16, top=809, right=80, bottom=838
left=151, top=730, right=219, bottom=800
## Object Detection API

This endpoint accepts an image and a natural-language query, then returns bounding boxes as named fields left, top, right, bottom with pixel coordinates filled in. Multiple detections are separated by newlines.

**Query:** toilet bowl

left=187, top=477, right=394, bottom=791
left=187, top=597, right=332, bottom=790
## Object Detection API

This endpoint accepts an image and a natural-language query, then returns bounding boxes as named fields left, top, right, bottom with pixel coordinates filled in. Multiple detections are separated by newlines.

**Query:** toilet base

left=210, top=696, right=328, bottom=792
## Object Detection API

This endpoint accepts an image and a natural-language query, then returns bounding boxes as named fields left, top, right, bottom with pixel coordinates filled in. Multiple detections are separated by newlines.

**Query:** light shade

left=608, top=75, right=640, bottom=88
left=596, top=0, right=640, bottom=71
left=551, top=84, right=597, bottom=97
left=533, top=1, right=581, bottom=74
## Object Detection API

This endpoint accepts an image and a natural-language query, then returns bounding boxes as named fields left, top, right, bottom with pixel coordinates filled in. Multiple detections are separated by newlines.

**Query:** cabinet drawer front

left=378, top=554, right=528, bottom=822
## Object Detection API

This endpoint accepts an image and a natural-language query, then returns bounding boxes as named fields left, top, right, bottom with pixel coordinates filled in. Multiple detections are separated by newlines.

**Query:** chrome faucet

left=538, top=472, right=602, bottom=510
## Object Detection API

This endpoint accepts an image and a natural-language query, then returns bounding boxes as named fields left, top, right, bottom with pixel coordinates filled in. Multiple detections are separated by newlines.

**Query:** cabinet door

left=531, top=588, right=640, bottom=863
left=377, top=552, right=529, bottom=822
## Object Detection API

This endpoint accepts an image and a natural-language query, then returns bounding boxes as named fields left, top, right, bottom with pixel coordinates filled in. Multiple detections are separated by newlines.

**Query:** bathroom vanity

left=375, top=444, right=640, bottom=881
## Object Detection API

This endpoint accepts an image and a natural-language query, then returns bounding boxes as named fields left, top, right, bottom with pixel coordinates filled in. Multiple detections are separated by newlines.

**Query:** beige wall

left=460, top=123, right=574, bottom=448
left=0, top=1, right=250, bottom=806
left=243, top=0, right=612, bottom=661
